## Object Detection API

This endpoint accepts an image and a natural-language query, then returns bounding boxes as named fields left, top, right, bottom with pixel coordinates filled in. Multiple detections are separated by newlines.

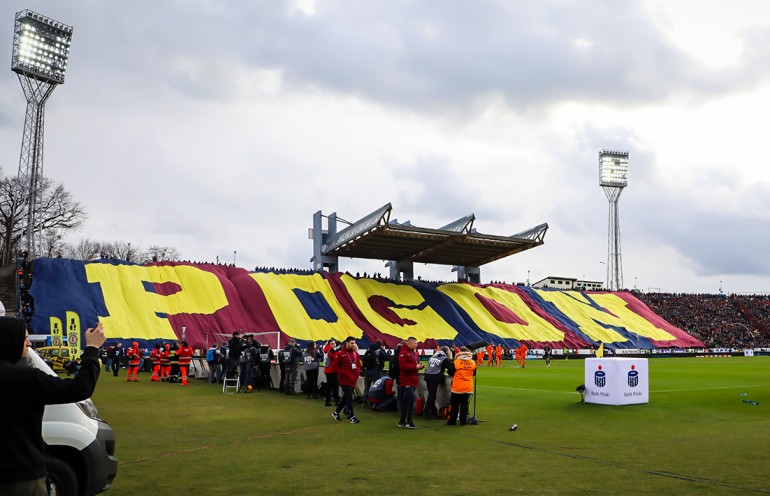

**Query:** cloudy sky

left=1, top=0, right=769, bottom=294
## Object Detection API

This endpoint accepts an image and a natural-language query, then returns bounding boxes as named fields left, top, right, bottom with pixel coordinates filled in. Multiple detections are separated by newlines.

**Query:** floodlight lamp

left=599, top=149, right=629, bottom=188
left=11, top=10, right=73, bottom=85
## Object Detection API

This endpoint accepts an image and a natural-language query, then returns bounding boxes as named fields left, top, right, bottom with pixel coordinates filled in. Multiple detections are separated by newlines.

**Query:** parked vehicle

left=36, top=346, right=77, bottom=374
left=27, top=348, right=118, bottom=495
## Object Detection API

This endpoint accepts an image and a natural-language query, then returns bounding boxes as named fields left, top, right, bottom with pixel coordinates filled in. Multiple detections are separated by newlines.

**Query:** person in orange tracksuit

left=126, top=341, right=142, bottom=382
left=486, top=344, right=494, bottom=367
left=495, top=344, right=503, bottom=367
left=150, top=343, right=162, bottom=382
left=517, top=344, right=528, bottom=368
left=160, top=343, right=171, bottom=381
left=176, top=340, right=194, bottom=386
left=475, top=350, right=484, bottom=366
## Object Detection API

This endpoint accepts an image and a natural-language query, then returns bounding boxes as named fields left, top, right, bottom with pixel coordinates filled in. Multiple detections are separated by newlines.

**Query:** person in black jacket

left=423, top=346, right=455, bottom=419
left=0, top=317, right=106, bottom=495
left=109, top=341, right=125, bottom=377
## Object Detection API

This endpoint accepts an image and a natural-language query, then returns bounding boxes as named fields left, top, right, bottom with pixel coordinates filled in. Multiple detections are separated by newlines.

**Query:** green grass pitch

left=92, top=357, right=770, bottom=495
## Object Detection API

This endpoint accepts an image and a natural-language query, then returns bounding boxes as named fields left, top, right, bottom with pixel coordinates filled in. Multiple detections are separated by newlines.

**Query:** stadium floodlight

left=10, top=10, right=73, bottom=255
left=12, top=10, right=72, bottom=84
left=599, top=150, right=629, bottom=291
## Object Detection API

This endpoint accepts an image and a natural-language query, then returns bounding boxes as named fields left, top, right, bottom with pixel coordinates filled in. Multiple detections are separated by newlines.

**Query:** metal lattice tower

left=599, top=150, right=629, bottom=291
left=10, top=10, right=73, bottom=255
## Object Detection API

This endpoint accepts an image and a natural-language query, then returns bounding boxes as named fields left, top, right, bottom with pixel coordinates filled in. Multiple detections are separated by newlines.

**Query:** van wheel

left=46, top=456, right=78, bottom=496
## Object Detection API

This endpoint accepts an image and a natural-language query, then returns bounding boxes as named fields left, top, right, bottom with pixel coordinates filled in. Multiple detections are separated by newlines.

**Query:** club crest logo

left=628, top=365, right=638, bottom=388
left=594, top=365, right=606, bottom=388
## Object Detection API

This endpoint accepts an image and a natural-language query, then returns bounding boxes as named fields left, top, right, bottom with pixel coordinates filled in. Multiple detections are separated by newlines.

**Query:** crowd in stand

left=636, top=292, right=770, bottom=348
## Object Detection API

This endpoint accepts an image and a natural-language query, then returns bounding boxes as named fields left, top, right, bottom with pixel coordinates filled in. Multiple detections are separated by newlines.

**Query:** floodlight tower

left=599, top=150, right=629, bottom=291
left=10, top=10, right=73, bottom=256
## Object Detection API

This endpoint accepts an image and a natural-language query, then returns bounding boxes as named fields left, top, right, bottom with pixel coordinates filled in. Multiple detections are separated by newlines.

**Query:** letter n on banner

left=65, top=311, right=81, bottom=359
left=50, top=317, right=63, bottom=347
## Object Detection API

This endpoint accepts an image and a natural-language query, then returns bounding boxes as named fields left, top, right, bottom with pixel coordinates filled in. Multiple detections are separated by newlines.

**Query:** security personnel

left=447, top=346, right=476, bottom=425
left=160, top=344, right=171, bottom=380
left=126, top=341, right=142, bottom=382
left=150, top=343, right=162, bottom=382
left=177, top=341, right=194, bottom=386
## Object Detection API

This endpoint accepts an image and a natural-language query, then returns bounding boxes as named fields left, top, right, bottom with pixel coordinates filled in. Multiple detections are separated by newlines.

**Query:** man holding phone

left=0, top=317, right=106, bottom=495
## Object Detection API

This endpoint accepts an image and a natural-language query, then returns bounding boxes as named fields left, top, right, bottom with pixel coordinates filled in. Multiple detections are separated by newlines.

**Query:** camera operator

left=256, top=342, right=275, bottom=390
left=239, top=335, right=257, bottom=390
left=226, top=331, right=243, bottom=379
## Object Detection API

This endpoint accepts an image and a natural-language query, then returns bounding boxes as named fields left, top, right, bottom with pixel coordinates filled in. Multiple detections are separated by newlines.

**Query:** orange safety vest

left=177, top=346, right=193, bottom=366
left=151, top=348, right=161, bottom=365
left=160, top=350, right=171, bottom=366
left=452, top=354, right=476, bottom=393
left=127, top=346, right=142, bottom=366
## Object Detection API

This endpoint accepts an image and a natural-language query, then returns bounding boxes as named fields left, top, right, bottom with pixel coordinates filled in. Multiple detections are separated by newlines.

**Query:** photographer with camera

left=239, top=335, right=258, bottom=391
left=280, top=339, right=303, bottom=395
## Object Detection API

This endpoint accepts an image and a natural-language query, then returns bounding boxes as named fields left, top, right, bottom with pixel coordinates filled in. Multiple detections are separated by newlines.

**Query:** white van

left=27, top=347, right=118, bottom=495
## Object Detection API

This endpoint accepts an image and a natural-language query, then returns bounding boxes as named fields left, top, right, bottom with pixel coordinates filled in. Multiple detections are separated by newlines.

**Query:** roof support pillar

left=312, top=210, right=339, bottom=273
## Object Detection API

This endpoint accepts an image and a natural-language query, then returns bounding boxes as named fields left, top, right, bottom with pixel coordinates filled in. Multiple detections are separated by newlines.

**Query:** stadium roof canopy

left=321, top=203, right=548, bottom=267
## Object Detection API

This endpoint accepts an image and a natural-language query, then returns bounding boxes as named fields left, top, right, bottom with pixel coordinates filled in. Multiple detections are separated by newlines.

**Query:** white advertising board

left=584, top=357, right=649, bottom=405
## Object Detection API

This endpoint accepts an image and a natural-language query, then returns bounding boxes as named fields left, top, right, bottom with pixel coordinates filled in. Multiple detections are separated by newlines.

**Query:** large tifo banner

left=29, top=258, right=705, bottom=350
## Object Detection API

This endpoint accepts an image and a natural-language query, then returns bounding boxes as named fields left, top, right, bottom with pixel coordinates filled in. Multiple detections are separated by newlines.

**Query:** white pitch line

left=478, top=384, right=766, bottom=394
left=478, top=385, right=577, bottom=394
left=653, top=385, right=764, bottom=393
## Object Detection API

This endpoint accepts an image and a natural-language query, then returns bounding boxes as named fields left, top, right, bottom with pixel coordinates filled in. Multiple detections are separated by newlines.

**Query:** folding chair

left=222, top=368, right=240, bottom=394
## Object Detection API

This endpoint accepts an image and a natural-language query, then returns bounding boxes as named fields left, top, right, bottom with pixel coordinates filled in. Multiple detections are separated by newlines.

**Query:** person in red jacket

left=160, top=343, right=171, bottom=381
left=331, top=336, right=361, bottom=424
left=176, top=341, right=194, bottom=386
left=126, top=342, right=141, bottom=382
left=150, top=343, right=162, bottom=382
left=397, top=336, right=425, bottom=429
left=323, top=338, right=340, bottom=407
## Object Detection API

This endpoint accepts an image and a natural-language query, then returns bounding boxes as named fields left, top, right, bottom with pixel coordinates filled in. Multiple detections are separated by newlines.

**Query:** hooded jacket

left=451, top=351, right=476, bottom=394
left=0, top=317, right=101, bottom=484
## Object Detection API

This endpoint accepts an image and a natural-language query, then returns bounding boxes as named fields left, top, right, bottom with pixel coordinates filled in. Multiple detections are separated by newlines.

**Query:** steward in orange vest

left=448, top=347, right=476, bottom=426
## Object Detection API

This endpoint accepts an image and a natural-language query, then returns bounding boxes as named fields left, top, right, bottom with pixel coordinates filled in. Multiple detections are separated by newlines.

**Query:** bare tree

left=64, top=238, right=101, bottom=261
left=0, top=169, right=87, bottom=265
left=0, top=171, right=27, bottom=266
left=146, top=245, right=181, bottom=262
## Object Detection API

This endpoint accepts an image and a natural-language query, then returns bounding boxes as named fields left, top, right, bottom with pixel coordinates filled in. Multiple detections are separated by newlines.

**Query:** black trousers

left=305, top=368, right=319, bottom=395
left=448, top=392, right=471, bottom=425
left=398, top=385, right=416, bottom=424
left=424, top=379, right=440, bottom=416
left=325, top=372, right=340, bottom=404
left=335, top=385, right=355, bottom=417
